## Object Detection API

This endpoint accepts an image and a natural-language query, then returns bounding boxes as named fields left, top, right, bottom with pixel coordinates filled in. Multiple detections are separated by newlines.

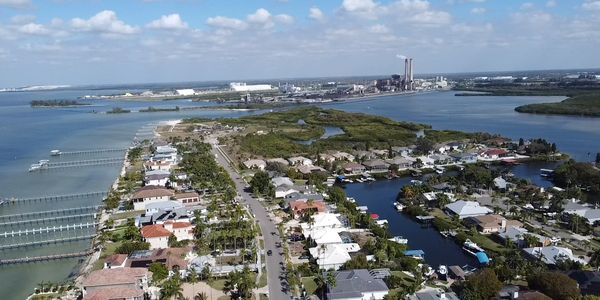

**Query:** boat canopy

left=476, top=252, right=489, bottom=264
left=404, top=250, right=425, bottom=258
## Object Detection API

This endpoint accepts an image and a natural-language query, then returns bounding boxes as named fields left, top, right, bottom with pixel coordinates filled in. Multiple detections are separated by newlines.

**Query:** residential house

left=445, top=200, right=492, bottom=219
left=104, top=254, right=128, bottom=269
left=343, top=162, right=366, bottom=175
left=497, top=226, right=552, bottom=248
left=266, top=158, right=290, bottom=166
left=479, top=149, right=510, bottom=160
left=275, top=185, right=299, bottom=198
left=243, top=159, right=266, bottom=170
left=155, top=145, right=178, bottom=162
left=563, top=199, right=600, bottom=225
left=289, top=199, right=327, bottom=219
left=391, top=146, right=414, bottom=157
left=416, top=156, right=435, bottom=167
left=408, top=291, right=461, bottom=300
left=173, top=191, right=201, bottom=206
left=128, top=248, right=188, bottom=274
left=566, top=270, right=600, bottom=296
left=288, top=156, right=313, bottom=166
left=319, top=153, right=336, bottom=164
left=297, top=165, right=326, bottom=175
left=271, top=176, right=294, bottom=187
left=523, top=246, right=586, bottom=266
left=144, top=173, right=170, bottom=187
left=465, top=214, right=522, bottom=234
left=449, top=152, right=478, bottom=164
left=362, top=159, right=389, bottom=173
left=144, top=201, right=183, bottom=216
left=301, top=213, right=343, bottom=235
left=326, top=269, right=390, bottom=300
left=144, top=160, right=172, bottom=171
left=330, top=151, right=355, bottom=162
left=420, top=192, right=456, bottom=206
left=82, top=267, right=151, bottom=300
left=131, top=186, right=174, bottom=211
left=310, top=229, right=343, bottom=246
left=141, top=221, right=193, bottom=249
left=386, top=157, right=415, bottom=170
left=309, top=244, right=351, bottom=270
left=493, top=177, right=508, bottom=191
left=354, top=150, right=376, bottom=161
left=430, top=154, right=453, bottom=165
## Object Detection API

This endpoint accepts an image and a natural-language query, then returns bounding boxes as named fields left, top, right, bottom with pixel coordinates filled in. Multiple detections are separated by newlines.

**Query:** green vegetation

left=458, top=269, right=503, bottom=300
left=30, top=100, right=88, bottom=107
left=515, top=94, right=600, bottom=117
left=249, top=171, right=274, bottom=197
left=139, top=106, right=180, bottom=113
left=527, top=271, right=580, bottom=300
left=106, top=107, right=131, bottom=114
left=553, top=160, right=600, bottom=194
left=149, top=262, right=169, bottom=283
left=223, top=266, right=256, bottom=299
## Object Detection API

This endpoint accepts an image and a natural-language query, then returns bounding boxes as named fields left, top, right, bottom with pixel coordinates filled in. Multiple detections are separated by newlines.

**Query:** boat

left=437, top=265, right=448, bottom=276
left=463, top=239, right=485, bottom=256
left=423, top=265, right=435, bottom=277
left=50, top=150, right=61, bottom=156
left=388, top=236, right=408, bottom=244
left=404, top=250, right=425, bottom=260
left=28, top=163, right=41, bottom=172
left=540, top=168, right=554, bottom=177
left=365, top=177, right=375, bottom=182
left=393, top=202, right=405, bottom=211
left=435, top=166, right=445, bottom=174
left=376, top=219, right=388, bottom=227
left=346, top=197, right=356, bottom=203
left=38, top=160, right=49, bottom=165
left=410, top=179, right=422, bottom=185
left=440, top=231, right=450, bottom=238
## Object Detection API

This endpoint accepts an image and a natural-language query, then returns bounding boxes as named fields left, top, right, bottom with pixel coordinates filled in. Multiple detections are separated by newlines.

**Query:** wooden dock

left=0, top=213, right=96, bottom=227
left=0, top=234, right=96, bottom=250
left=4, top=191, right=107, bottom=204
left=0, top=222, right=99, bottom=238
left=0, top=249, right=94, bottom=265
left=58, top=148, right=127, bottom=156
left=0, top=205, right=102, bottom=221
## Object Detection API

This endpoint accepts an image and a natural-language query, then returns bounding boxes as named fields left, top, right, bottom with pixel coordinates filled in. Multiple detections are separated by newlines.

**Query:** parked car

left=267, top=250, right=273, bottom=256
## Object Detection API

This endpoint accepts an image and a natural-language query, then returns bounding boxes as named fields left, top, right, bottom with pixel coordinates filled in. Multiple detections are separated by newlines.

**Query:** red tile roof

left=290, top=200, right=326, bottom=214
left=84, top=287, right=144, bottom=300
left=132, top=185, right=174, bottom=200
left=141, top=224, right=171, bottom=238
left=104, top=254, right=127, bottom=267
left=82, top=267, right=150, bottom=287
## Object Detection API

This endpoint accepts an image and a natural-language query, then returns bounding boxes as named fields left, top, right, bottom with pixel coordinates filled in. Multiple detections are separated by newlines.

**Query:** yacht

left=38, top=160, right=49, bottom=166
left=393, top=202, right=405, bottom=211
left=29, top=163, right=41, bottom=172
left=438, top=265, right=448, bottom=276
left=463, top=239, right=485, bottom=256
left=50, top=150, right=61, bottom=156
left=388, top=236, right=408, bottom=244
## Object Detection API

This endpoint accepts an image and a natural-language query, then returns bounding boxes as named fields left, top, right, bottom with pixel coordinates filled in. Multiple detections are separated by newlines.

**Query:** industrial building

left=229, top=82, right=273, bottom=92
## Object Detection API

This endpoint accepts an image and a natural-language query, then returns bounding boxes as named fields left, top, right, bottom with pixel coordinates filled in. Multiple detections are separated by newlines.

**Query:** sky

left=0, top=0, right=599, bottom=86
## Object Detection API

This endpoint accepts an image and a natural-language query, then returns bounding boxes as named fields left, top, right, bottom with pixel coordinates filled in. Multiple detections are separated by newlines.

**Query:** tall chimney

left=404, top=58, right=409, bottom=90
left=409, top=58, right=414, bottom=90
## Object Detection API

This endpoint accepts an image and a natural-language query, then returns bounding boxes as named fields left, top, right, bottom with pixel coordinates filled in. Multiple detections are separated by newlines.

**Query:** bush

left=527, top=271, right=580, bottom=300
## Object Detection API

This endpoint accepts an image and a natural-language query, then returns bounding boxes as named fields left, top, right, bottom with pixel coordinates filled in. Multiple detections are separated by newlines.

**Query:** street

left=209, top=139, right=291, bottom=300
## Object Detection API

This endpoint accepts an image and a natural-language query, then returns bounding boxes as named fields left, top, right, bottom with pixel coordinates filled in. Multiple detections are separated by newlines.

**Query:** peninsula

left=515, top=93, right=600, bottom=117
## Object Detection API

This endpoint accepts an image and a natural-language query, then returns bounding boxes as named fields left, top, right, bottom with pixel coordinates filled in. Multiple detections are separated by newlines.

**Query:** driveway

left=210, top=140, right=291, bottom=300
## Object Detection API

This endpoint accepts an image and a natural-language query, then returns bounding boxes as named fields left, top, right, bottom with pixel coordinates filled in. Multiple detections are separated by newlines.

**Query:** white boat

left=438, top=265, right=448, bottom=275
left=29, top=163, right=41, bottom=172
left=410, top=179, right=423, bottom=185
left=346, top=197, right=356, bottom=203
left=38, top=160, right=49, bottom=165
left=365, top=177, right=375, bottom=182
left=50, top=150, right=61, bottom=156
left=422, top=265, right=435, bottom=277
left=393, top=202, right=405, bottom=211
left=463, top=239, right=485, bottom=255
left=376, top=219, right=388, bottom=227
left=388, top=236, right=408, bottom=244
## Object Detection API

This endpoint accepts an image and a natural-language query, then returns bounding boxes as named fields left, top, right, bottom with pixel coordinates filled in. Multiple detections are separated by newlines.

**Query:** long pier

left=0, top=213, right=96, bottom=227
left=0, top=249, right=94, bottom=265
left=57, top=148, right=127, bottom=156
left=0, top=235, right=96, bottom=250
left=0, top=205, right=102, bottom=221
left=0, top=222, right=99, bottom=238
left=4, top=191, right=107, bottom=204
left=45, top=157, right=124, bottom=168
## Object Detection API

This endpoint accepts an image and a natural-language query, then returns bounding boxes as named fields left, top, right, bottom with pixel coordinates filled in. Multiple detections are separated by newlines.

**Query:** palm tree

left=188, top=269, right=199, bottom=298
left=589, top=249, right=600, bottom=270
left=314, top=272, right=327, bottom=300
left=194, top=292, right=208, bottom=300
left=160, top=277, right=184, bottom=300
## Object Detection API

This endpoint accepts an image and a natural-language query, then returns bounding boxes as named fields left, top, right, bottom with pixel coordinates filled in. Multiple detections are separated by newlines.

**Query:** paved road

left=209, top=140, right=291, bottom=300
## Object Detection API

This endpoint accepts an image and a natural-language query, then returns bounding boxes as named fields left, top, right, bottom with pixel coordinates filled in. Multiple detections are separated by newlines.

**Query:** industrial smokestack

left=409, top=58, right=414, bottom=90
left=404, top=58, right=409, bottom=89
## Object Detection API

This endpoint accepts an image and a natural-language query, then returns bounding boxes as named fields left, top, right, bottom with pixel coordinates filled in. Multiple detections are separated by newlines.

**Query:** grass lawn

left=301, top=277, right=317, bottom=296
left=258, top=268, right=267, bottom=288
left=30, top=293, right=61, bottom=300
left=259, top=294, right=268, bottom=300
left=209, top=279, right=227, bottom=291
left=464, top=231, right=506, bottom=254
left=110, top=210, right=144, bottom=220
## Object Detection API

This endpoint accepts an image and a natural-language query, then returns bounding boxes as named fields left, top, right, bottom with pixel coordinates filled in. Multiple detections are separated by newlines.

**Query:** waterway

left=1, top=88, right=599, bottom=298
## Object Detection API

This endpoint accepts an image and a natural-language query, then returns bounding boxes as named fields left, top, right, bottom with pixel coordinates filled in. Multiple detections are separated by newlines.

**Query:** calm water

left=0, top=88, right=598, bottom=298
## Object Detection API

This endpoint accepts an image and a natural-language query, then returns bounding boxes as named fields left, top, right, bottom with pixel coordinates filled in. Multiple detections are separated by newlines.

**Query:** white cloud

left=246, top=8, right=294, bottom=29
left=275, top=14, right=294, bottom=25
left=10, top=14, right=35, bottom=24
left=71, top=10, right=139, bottom=35
left=0, top=0, right=30, bottom=8
left=147, top=14, right=188, bottom=30
left=248, top=8, right=272, bottom=24
left=582, top=1, right=600, bottom=10
left=342, top=0, right=378, bottom=12
left=309, top=7, right=325, bottom=21
left=369, top=24, right=390, bottom=33
left=451, top=23, right=493, bottom=34
left=546, top=0, right=557, bottom=8
left=206, top=16, right=248, bottom=30
left=18, top=22, right=50, bottom=35
left=471, top=7, right=486, bottom=14
left=520, top=2, right=534, bottom=10
left=410, top=11, right=452, bottom=25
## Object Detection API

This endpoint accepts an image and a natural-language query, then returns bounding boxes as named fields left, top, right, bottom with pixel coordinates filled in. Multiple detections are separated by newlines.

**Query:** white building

left=230, top=82, right=273, bottom=92
left=309, top=244, right=351, bottom=270
left=176, top=89, right=196, bottom=96
left=141, top=221, right=193, bottom=250
left=445, top=200, right=492, bottom=219
left=523, top=246, right=586, bottom=266
left=301, top=213, right=344, bottom=236
left=131, top=186, right=175, bottom=211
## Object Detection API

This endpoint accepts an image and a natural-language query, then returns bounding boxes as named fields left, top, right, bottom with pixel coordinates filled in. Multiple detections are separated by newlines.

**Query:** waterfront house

left=144, top=201, right=184, bottom=216
left=128, top=248, right=188, bottom=275
left=343, top=162, right=366, bottom=175
left=325, top=269, right=390, bottom=300
left=266, top=157, right=290, bottom=166
left=144, top=173, right=170, bottom=187
left=300, top=213, right=343, bottom=235
left=408, top=291, right=460, bottom=300
left=523, top=246, right=586, bottom=266
left=104, top=254, right=128, bottom=269
left=362, top=159, right=390, bottom=173
left=310, top=229, right=344, bottom=246
left=416, top=156, right=435, bottom=167
left=497, top=226, right=552, bottom=248
left=148, top=208, right=191, bottom=226
left=449, top=152, right=478, bottom=164
left=82, top=267, right=151, bottom=300
left=144, top=160, right=173, bottom=171
left=289, top=199, right=327, bottom=219
left=243, top=159, right=266, bottom=170
left=288, top=156, right=313, bottom=166
left=386, top=156, right=415, bottom=170
left=479, top=148, right=510, bottom=160
left=131, top=186, right=174, bottom=211
left=431, top=182, right=456, bottom=192
left=465, top=214, right=522, bottom=234
left=563, top=199, right=600, bottom=225
left=445, top=200, right=492, bottom=219
left=141, top=221, right=193, bottom=249
left=309, top=244, right=351, bottom=270
left=331, top=151, right=355, bottom=162
left=319, top=153, right=336, bottom=164
left=430, top=154, right=453, bottom=165
left=173, top=191, right=201, bottom=206
left=493, top=177, right=508, bottom=191
left=420, top=192, right=456, bottom=206
left=297, top=165, right=327, bottom=175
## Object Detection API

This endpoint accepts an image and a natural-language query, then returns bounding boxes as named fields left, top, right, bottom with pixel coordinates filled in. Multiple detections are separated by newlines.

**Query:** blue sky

left=1, top=0, right=599, bottom=86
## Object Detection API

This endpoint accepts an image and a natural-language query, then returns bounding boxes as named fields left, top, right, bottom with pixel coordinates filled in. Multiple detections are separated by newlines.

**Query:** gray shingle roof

left=326, top=269, right=389, bottom=300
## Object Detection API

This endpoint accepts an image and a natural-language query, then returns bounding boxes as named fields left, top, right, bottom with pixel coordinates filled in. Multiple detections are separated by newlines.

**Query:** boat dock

left=0, top=235, right=96, bottom=251
left=3, top=191, right=107, bottom=204
left=30, top=158, right=124, bottom=171
left=52, top=148, right=127, bottom=156
left=0, top=205, right=102, bottom=221
left=0, top=213, right=96, bottom=228
left=0, top=249, right=94, bottom=266
left=0, top=222, right=99, bottom=238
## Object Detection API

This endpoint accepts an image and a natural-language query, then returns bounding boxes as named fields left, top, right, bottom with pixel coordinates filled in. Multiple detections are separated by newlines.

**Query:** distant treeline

left=515, top=94, right=600, bottom=117
left=139, top=106, right=180, bottom=113
left=107, top=107, right=131, bottom=114
left=30, top=100, right=87, bottom=107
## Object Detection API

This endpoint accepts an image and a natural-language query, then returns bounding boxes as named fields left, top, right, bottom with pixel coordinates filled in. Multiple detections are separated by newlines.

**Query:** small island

left=106, top=107, right=131, bottom=114
left=30, top=100, right=88, bottom=107
left=515, top=94, right=600, bottom=117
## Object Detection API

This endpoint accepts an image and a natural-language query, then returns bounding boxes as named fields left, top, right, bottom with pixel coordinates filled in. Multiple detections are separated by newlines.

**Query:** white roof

left=156, top=145, right=177, bottom=154
left=445, top=200, right=492, bottom=218
left=309, top=244, right=351, bottom=266
left=271, top=177, right=294, bottom=187
left=145, top=200, right=183, bottom=212
left=301, top=213, right=342, bottom=229
left=145, top=169, right=171, bottom=176
left=243, top=159, right=266, bottom=168
left=310, top=230, right=343, bottom=245
left=523, top=246, right=585, bottom=265
left=493, top=177, right=507, bottom=189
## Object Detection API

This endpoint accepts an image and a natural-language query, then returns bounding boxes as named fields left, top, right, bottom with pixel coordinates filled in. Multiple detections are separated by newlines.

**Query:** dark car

left=267, top=250, right=273, bottom=256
